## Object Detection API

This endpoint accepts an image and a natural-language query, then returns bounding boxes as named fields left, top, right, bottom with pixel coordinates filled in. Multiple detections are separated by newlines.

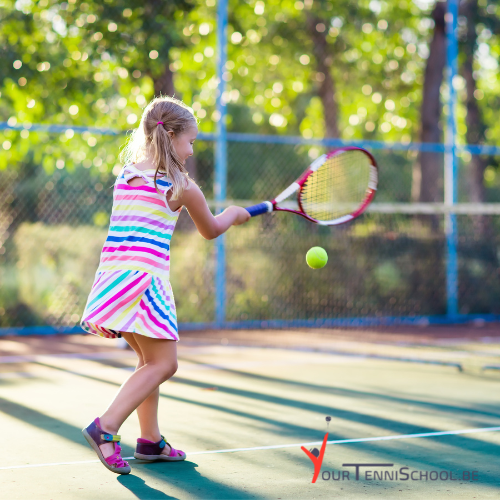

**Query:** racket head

left=292, top=147, right=377, bottom=226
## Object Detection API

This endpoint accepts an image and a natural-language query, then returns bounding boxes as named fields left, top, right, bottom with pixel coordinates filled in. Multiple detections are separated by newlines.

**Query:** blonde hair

left=120, top=96, right=198, bottom=200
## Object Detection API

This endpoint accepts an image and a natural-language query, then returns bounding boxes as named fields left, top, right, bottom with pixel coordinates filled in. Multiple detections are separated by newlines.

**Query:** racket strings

left=299, top=150, right=373, bottom=222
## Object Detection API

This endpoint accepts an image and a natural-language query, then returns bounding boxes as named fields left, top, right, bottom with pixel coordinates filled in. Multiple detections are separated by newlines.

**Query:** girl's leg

left=136, top=386, right=162, bottom=442
left=97, top=332, right=177, bottom=459
left=125, top=333, right=164, bottom=442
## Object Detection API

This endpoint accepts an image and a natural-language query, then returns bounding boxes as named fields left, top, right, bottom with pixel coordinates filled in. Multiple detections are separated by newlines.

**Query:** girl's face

left=170, top=126, right=198, bottom=164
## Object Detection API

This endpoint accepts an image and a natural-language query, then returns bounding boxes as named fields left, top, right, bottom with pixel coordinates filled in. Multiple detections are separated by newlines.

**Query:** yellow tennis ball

left=306, top=247, right=328, bottom=269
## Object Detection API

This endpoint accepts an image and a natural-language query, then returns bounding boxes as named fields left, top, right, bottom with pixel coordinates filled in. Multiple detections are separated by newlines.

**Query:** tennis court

left=3, top=1, right=500, bottom=498
left=1, top=326, right=499, bottom=499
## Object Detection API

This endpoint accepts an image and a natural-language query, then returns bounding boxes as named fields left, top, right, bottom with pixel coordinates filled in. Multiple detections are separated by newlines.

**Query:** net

left=299, top=150, right=375, bottom=223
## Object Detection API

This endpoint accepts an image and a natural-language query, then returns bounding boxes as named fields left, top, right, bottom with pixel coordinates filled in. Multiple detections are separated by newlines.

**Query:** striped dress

left=80, top=164, right=181, bottom=340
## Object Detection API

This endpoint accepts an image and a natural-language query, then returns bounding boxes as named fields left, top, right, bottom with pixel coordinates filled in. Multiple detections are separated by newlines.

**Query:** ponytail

left=150, top=122, right=190, bottom=200
left=120, top=96, right=197, bottom=200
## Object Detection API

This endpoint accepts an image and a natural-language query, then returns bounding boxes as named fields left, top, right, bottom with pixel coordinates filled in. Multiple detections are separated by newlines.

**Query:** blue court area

left=0, top=328, right=499, bottom=499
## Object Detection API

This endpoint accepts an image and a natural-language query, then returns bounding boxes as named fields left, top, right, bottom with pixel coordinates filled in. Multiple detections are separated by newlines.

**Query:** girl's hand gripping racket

left=245, top=147, right=378, bottom=226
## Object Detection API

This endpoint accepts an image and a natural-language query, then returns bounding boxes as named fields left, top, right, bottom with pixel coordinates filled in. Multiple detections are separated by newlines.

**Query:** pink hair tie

left=157, top=121, right=164, bottom=125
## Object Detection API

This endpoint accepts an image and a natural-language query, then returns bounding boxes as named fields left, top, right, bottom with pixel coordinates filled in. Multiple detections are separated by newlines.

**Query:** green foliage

left=170, top=228, right=215, bottom=323
left=2, top=214, right=500, bottom=328
left=2, top=222, right=107, bottom=327
left=2, top=0, right=499, bottom=173
left=0, top=0, right=444, bottom=165
left=2, top=0, right=500, bottom=330
left=0, top=221, right=217, bottom=326
left=0, top=0, right=194, bottom=174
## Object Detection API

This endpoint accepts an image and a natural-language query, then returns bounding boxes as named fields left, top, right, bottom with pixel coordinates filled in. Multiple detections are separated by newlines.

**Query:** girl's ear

left=167, top=130, right=175, bottom=138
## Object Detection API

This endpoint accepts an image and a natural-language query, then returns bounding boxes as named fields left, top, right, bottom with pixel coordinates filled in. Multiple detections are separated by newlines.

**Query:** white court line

left=0, top=426, right=499, bottom=471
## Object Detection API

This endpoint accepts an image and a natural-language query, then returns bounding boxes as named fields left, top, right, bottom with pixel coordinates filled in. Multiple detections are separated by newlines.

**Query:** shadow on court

left=10, top=357, right=498, bottom=486
left=117, top=473, right=180, bottom=500
left=118, top=461, right=257, bottom=500
left=0, top=396, right=89, bottom=449
left=1, top=334, right=500, bottom=499
left=175, top=356, right=500, bottom=422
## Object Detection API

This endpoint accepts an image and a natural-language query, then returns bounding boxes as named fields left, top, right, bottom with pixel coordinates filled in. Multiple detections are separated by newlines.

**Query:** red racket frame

left=270, top=146, right=378, bottom=225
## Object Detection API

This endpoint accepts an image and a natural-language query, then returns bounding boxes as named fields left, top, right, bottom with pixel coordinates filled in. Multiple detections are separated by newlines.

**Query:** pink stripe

left=94, top=278, right=151, bottom=324
left=115, top=194, right=166, bottom=207
left=136, top=310, right=170, bottom=339
left=140, top=300, right=177, bottom=339
left=101, top=254, right=169, bottom=270
left=139, top=301, right=166, bottom=331
left=118, top=184, right=169, bottom=194
left=86, top=274, right=151, bottom=322
left=102, top=245, right=167, bottom=260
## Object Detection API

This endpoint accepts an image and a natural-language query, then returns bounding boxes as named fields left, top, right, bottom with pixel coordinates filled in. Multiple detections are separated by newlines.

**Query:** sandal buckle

left=101, top=433, right=120, bottom=442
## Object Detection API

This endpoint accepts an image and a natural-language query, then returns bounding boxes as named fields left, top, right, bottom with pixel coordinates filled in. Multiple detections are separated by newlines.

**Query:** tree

left=0, top=0, right=195, bottom=174
left=460, top=0, right=489, bottom=203
left=305, top=10, right=339, bottom=138
left=412, top=1, right=447, bottom=204
left=66, top=0, right=195, bottom=96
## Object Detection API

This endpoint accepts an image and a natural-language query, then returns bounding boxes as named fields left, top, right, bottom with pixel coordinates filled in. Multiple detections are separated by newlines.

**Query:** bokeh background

left=1, top=0, right=500, bottom=332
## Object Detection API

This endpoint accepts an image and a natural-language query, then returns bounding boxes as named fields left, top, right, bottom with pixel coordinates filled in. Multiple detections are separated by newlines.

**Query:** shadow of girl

left=117, top=473, right=180, bottom=500
left=119, top=460, right=256, bottom=499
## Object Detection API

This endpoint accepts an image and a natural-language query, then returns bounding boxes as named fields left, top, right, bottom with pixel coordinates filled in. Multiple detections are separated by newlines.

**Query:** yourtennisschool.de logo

left=301, top=432, right=479, bottom=484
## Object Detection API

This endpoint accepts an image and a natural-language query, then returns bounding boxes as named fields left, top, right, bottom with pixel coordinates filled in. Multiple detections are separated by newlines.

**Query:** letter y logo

left=301, top=433, right=329, bottom=483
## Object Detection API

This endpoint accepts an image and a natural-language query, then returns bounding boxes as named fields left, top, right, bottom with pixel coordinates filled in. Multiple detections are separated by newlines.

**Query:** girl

left=80, top=96, right=250, bottom=475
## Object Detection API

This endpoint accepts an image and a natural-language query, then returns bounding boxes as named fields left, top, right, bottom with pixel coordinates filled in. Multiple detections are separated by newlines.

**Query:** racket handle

left=245, top=201, right=273, bottom=217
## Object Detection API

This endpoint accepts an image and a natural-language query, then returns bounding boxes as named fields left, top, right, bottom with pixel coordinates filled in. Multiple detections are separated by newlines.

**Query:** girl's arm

left=177, top=181, right=250, bottom=240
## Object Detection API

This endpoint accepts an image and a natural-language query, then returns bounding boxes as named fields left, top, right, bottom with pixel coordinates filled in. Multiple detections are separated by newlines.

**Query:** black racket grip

left=245, top=202, right=273, bottom=217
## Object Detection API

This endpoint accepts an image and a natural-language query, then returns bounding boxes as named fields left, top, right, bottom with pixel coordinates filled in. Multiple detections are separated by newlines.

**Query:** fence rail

left=4, top=122, right=500, bottom=156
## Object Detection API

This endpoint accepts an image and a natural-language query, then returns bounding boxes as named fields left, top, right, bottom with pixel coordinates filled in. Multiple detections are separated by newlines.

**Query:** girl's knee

left=163, top=361, right=178, bottom=381
left=149, top=360, right=177, bottom=382
left=136, top=337, right=177, bottom=381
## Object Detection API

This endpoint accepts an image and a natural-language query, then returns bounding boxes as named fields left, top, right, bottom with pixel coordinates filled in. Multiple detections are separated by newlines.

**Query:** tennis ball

left=306, top=247, right=328, bottom=269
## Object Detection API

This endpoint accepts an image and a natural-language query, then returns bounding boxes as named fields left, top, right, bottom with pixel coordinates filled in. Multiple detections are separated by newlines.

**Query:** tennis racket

left=245, top=147, right=378, bottom=226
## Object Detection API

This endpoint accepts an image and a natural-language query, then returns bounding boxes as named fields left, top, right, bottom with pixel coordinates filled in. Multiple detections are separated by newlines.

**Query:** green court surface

left=0, top=328, right=499, bottom=499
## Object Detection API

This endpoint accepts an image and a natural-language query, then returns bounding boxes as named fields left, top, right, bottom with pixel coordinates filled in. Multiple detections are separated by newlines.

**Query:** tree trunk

left=153, top=57, right=176, bottom=97
left=461, top=0, right=489, bottom=236
left=461, top=0, right=487, bottom=203
left=306, top=15, right=339, bottom=138
left=412, top=1, right=447, bottom=204
left=462, top=55, right=487, bottom=203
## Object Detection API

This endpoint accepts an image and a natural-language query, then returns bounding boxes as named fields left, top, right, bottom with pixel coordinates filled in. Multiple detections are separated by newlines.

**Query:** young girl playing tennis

left=80, top=96, right=250, bottom=474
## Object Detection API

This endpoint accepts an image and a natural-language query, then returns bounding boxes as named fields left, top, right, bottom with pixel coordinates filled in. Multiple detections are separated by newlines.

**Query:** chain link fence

left=1, top=137, right=499, bottom=332
left=2, top=1, right=499, bottom=332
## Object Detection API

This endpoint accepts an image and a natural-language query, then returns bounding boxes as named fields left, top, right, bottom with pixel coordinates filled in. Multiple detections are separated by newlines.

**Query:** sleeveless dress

left=80, top=164, right=181, bottom=340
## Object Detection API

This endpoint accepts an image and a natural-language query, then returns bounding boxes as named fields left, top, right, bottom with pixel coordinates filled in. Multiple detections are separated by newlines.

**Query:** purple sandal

left=82, top=418, right=131, bottom=475
left=134, top=435, right=186, bottom=462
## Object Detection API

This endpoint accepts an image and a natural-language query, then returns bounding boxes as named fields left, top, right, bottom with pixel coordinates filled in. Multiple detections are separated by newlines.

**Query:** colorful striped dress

left=80, top=164, right=181, bottom=340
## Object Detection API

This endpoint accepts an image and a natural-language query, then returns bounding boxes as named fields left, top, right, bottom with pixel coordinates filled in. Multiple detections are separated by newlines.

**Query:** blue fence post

left=445, top=0, right=459, bottom=318
left=214, top=0, right=228, bottom=327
